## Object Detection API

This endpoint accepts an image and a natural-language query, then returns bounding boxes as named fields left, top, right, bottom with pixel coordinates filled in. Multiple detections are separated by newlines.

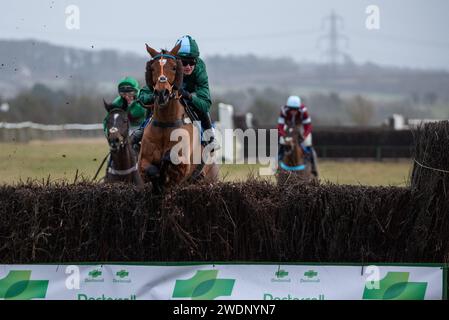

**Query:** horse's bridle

left=280, top=115, right=307, bottom=171
left=149, top=53, right=193, bottom=129
left=107, top=109, right=129, bottom=152
left=151, top=53, right=180, bottom=100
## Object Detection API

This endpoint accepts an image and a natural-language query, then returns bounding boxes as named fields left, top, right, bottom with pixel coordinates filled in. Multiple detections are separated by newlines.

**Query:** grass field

left=0, top=139, right=413, bottom=186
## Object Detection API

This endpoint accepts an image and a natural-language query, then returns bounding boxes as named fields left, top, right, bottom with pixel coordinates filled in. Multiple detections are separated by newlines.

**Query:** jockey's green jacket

left=139, top=57, right=212, bottom=114
left=103, top=77, right=147, bottom=135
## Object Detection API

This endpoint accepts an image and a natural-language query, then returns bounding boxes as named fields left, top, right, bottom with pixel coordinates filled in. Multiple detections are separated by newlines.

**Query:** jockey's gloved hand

left=179, top=89, right=192, bottom=101
left=279, top=136, right=286, bottom=145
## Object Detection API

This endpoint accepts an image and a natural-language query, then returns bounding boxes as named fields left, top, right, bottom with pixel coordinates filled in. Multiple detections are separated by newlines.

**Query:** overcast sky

left=2, top=0, right=449, bottom=70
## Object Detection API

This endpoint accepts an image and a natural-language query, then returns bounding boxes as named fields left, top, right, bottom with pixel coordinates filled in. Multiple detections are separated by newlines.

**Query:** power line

left=317, top=10, right=349, bottom=73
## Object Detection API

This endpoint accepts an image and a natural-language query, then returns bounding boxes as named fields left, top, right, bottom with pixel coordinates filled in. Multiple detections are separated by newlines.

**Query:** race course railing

left=0, top=122, right=104, bottom=142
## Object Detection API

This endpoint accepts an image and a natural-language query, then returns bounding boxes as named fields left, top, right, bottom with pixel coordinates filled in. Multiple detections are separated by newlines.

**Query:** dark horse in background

left=277, top=115, right=317, bottom=184
left=103, top=102, right=144, bottom=189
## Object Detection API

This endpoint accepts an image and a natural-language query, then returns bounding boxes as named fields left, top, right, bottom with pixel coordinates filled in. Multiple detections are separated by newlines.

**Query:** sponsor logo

left=300, top=270, right=320, bottom=283
left=363, top=272, right=427, bottom=300
left=263, top=293, right=325, bottom=300
left=0, top=270, right=48, bottom=300
left=85, top=268, right=104, bottom=283
left=113, top=269, right=131, bottom=283
left=271, top=266, right=291, bottom=283
left=78, top=293, right=137, bottom=300
left=172, top=270, right=235, bottom=300
left=116, top=270, right=129, bottom=278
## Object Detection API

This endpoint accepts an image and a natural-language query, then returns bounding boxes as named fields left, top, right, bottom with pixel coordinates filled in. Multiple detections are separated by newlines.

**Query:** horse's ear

left=170, top=42, right=182, bottom=56
left=145, top=44, right=159, bottom=58
left=103, top=99, right=112, bottom=112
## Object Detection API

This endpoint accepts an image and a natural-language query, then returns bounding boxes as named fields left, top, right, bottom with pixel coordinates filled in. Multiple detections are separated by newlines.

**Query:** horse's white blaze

left=109, top=127, right=118, bottom=133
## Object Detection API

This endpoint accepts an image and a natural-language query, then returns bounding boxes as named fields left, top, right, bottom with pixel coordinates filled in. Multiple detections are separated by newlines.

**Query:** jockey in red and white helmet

left=277, top=95, right=318, bottom=177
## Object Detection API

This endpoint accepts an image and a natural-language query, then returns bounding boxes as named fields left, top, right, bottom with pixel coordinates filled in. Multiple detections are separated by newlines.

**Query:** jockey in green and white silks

left=133, top=35, right=219, bottom=151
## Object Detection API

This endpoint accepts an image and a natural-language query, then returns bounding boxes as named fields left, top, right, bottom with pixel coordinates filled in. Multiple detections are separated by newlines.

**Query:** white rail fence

left=0, top=122, right=104, bottom=142
left=0, top=104, right=238, bottom=143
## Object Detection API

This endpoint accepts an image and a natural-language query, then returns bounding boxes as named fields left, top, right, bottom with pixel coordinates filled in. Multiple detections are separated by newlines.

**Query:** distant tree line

left=0, top=84, right=105, bottom=124
left=1, top=83, right=447, bottom=127
left=213, top=87, right=446, bottom=127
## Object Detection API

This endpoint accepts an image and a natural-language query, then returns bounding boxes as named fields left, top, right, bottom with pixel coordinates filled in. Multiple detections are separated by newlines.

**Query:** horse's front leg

left=165, top=163, right=191, bottom=186
left=157, top=149, right=189, bottom=185
left=132, top=171, right=145, bottom=191
left=139, top=142, right=162, bottom=184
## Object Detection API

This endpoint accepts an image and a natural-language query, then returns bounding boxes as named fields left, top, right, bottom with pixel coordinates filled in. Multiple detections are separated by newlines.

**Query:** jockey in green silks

left=132, top=35, right=220, bottom=151
left=103, top=77, right=148, bottom=147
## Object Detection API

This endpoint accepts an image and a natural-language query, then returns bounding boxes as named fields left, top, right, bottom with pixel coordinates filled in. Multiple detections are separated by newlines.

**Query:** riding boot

left=197, top=110, right=220, bottom=151
left=131, top=115, right=153, bottom=153
left=278, top=144, right=285, bottom=161
left=310, top=147, right=319, bottom=178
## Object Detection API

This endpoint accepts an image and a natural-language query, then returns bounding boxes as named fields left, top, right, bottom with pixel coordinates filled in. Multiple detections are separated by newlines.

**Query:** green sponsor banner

left=0, top=263, right=445, bottom=300
left=0, top=270, right=48, bottom=300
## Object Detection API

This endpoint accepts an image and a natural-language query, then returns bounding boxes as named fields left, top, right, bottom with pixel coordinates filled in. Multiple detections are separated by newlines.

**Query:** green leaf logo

left=116, top=270, right=129, bottom=279
left=172, top=270, right=235, bottom=300
left=275, top=269, right=289, bottom=278
left=363, top=272, right=427, bottom=300
left=89, top=270, right=102, bottom=278
left=304, top=270, right=318, bottom=279
left=0, top=271, right=48, bottom=300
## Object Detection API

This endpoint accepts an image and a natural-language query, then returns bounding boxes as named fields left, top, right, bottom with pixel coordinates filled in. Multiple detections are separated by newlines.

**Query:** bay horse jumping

left=104, top=102, right=144, bottom=189
left=138, top=43, right=219, bottom=191
left=277, top=115, right=315, bottom=184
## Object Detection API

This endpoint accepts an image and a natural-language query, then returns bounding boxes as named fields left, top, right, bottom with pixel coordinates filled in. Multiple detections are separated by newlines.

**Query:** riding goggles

left=119, top=85, right=138, bottom=94
left=181, top=58, right=197, bottom=67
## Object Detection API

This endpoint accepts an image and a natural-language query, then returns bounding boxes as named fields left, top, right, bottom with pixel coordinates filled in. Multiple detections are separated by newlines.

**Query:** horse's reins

left=282, top=116, right=307, bottom=171
left=150, top=53, right=206, bottom=180
left=150, top=53, right=194, bottom=128
left=93, top=110, right=138, bottom=181
left=106, top=132, right=138, bottom=176
left=92, top=152, right=110, bottom=182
